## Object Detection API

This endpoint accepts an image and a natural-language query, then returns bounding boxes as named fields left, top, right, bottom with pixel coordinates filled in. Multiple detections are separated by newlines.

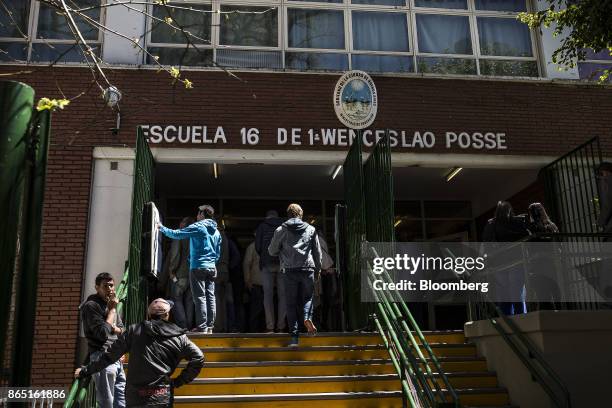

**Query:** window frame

left=144, top=0, right=540, bottom=75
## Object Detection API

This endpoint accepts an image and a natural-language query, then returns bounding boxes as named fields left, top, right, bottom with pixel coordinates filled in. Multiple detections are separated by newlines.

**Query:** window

left=148, top=2, right=212, bottom=65
left=143, top=0, right=538, bottom=76
left=578, top=49, right=612, bottom=82
left=287, top=9, right=344, bottom=49
left=0, top=0, right=103, bottom=63
left=220, top=6, right=278, bottom=47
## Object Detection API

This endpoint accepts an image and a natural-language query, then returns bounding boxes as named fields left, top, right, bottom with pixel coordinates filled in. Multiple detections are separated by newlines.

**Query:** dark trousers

left=284, top=268, right=315, bottom=338
left=248, top=284, right=266, bottom=332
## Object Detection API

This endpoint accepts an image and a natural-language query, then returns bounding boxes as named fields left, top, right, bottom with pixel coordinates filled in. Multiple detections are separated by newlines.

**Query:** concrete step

left=176, top=374, right=400, bottom=395
left=173, top=390, right=403, bottom=407
left=194, top=345, right=390, bottom=362
left=187, top=331, right=466, bottom=348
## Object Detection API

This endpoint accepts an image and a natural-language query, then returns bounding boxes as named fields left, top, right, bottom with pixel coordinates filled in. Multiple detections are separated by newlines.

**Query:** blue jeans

left=190, top=268, right=216, bottom=330
left=171, top=278, right=195, bottom=329
left=91, top=351, right=126, bottom=408
left=284, top=268, right=315, bottom=338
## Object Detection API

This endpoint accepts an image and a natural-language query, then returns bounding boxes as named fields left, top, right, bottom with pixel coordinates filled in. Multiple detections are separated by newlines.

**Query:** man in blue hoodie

left=159, top=204, right=222, bottom=333
left=269, top=204, right=322, bottom=346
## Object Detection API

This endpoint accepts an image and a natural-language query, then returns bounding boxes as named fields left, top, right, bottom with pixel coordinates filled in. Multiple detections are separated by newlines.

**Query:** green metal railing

left=125, top=127, right=155, bottom=325
left=367, top=246, right=459, bottom=408
left=0, top=80, right=51, bottom=388
left=466, top=235, right=576, bottom=408
left=343, top=133, right=368, bottom=330
left=65, top=128, right=154, bottom=407
left=340, top=134, right=459, bottom=407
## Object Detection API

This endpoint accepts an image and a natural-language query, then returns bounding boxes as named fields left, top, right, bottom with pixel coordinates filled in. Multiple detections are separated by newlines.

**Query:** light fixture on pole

left=213, top=163, right=218, bottom=179
left=332, top=164, right=343, bottom=180
left=446, top=167, right=463, bottom=182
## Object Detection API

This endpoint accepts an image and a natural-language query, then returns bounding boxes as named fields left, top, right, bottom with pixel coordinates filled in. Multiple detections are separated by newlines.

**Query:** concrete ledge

left=465, top=310, right=612, bottom=408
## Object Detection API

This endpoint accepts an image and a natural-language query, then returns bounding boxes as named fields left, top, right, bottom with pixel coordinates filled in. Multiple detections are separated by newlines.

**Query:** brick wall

left=0, top=66, right=610, bottom=385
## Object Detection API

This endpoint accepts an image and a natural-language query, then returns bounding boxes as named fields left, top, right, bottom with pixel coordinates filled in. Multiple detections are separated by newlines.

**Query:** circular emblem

left=333, top=70, right=378, bottom=130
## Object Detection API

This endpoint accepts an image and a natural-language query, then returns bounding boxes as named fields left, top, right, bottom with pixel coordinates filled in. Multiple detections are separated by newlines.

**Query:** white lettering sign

left=140, top=125, right=509, bottom=150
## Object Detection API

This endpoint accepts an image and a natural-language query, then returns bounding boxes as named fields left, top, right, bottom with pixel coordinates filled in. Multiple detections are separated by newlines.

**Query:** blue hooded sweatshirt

left=160, top=219, right=222, bottom=270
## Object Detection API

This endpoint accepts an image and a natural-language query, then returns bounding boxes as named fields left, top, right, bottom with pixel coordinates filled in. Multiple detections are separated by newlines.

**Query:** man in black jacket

left=76, top=298, right=204, bottom=407
left=80, top=272, right=126, bottom=408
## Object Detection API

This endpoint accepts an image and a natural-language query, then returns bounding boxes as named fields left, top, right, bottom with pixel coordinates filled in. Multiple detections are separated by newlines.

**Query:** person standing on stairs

left=268, top=203, right=322, bottom=347
left=75, top=298, right=204, bottom=407
left=158, top=204, right=222, bottom=334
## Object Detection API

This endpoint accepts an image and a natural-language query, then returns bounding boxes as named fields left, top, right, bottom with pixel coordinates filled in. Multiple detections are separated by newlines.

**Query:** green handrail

left=367, top=246, right=459, bottom=408
left=64, top=265, right=131, bottom=408
left=464, top=237, right=573, bottom=408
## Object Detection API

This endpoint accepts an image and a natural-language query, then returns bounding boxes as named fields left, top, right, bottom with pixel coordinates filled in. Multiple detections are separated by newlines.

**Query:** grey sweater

left=268, top=218, right=322, bottom=271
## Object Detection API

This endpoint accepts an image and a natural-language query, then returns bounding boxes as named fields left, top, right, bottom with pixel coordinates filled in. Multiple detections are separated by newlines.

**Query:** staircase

left=167, top=331, right=516, bottom=408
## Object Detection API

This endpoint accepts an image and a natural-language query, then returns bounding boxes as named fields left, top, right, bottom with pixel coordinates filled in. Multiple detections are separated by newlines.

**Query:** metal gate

left=124, top=127, right=156, bottom=325
left=0, top=81, right=51, bottom=387
left=539, top=137, right=605, bottom=310
left=540, top=137, right=602, bottom=237
left=341, top=133, right=395, bottom=330
left=342, top=134, right=367, bottom=330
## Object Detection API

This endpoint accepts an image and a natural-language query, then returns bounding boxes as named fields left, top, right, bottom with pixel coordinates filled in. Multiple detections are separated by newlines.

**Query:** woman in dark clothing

left=527, top=203, right=559, bottom=236
left=483, top=201, right=530, bottom=242
left=482, top=201, right=529, bottom=315
left=526, top=202, right=561, bottom=310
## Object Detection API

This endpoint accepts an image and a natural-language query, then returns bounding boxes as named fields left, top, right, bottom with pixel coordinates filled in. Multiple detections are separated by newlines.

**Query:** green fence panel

left=0, top=81, right=35, bottom=384
left=342, top=135, right=368, bottom=330
left=125, top=127, right=155, bottom=325
left=363, top=132, right=394, bottom=243
left=11, top=110, right=51, bottom=386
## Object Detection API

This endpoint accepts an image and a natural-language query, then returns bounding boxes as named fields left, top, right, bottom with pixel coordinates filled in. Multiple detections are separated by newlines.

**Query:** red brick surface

left=0, top=66, right=610, bottom=385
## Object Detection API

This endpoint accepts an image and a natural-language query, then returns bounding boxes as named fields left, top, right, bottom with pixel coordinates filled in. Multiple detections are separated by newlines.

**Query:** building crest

left=333, top=70, right=378, bottom=130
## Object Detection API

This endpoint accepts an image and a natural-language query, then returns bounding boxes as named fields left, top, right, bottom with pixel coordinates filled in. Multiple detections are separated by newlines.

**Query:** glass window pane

left=352, top=54, right=413, bottom=73
left=31, top=43, right=99, bottom=63
left=0, top=42, right=28, bottom=61
left=480, top=59, right=538, bottom=77
left=37, top=1, right=100, bottom=40
left=151, top=4, right=211, bottom=44
left=578, top=63, right=612, bottom=82
left=288, top=9, right=345, bottom=49
left=286, top=52, right=348, bottom=70
left=584, top=49, right=612, bottom=61
left=291, top=0, right=342, bottom=3
left=416, top=14, right=471, bottom=54
left=352, top=0, right=405, bottom=7
left=414, top=0, right=467, bottom=9
left=220, top=6, right=277, bottom=47
left=0, top=0, right=30, bottom=37
left=217, top=49, right=282, bottom=69
left=417, top=56, right=476, bottom=74
left=352, top=12, right=408, bottom=52
left=475, top=0, right=526, bottom=12
left=478, top=17, right=532, bottom=57
left=147, top=47, right=213, bottom=66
